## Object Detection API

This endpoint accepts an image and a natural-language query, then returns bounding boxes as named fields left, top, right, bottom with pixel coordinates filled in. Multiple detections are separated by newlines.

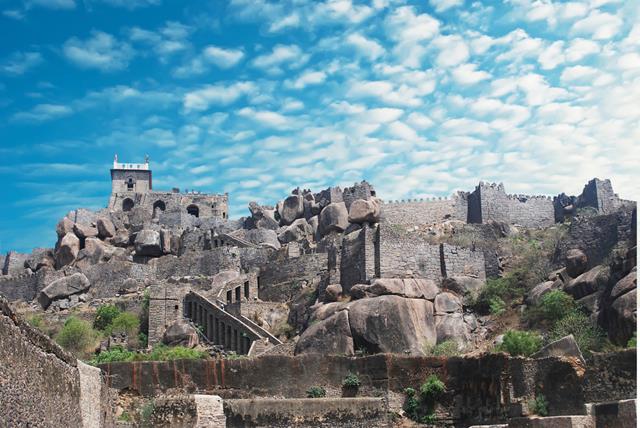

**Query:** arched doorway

left=187, top=204, right=199, bottom=217
left=122, top=198, right=134, bottom=212
left=152, top=200, right=166, bottom=218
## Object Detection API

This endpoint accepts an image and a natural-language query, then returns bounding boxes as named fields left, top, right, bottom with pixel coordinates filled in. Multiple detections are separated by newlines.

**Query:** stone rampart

left=381, top=193, right=468, bottom=226
left=0, top=296, right=114, bottom=427
left=258, top=252, right=328, bottom=302
left=0, top=267, right=64, bottom=302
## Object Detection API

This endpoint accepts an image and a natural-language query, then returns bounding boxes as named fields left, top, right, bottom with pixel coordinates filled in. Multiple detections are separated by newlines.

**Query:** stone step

left=508, top=415, right=594, bottom=428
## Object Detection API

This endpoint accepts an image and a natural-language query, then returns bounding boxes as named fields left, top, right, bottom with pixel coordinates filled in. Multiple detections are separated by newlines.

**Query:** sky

left=0, top=0, right=639, bottom=253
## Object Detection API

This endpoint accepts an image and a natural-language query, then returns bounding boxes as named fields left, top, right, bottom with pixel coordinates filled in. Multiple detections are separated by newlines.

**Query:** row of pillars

left=185, top=300, right=252, bottom=355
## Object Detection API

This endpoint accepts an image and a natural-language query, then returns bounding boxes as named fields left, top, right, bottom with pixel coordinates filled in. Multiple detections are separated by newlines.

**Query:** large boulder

left=278, top=218, right=313, bottom=244
left=318, top=202, right=349, bottom=237
left=563, top=265, right=610, bottom=299
left=324, top=284, right=343, bottom=303
left=610, top=267, right=636, bottom=300
left=526, top=281, right=556, bottom=306
left=442, top=276, right=485, bottom=304
left=162, top=319, right=199, bottom=347
left=134, top=229, right=162, bottom=257
left=531, top=335, right=585, bottom=363
left=435, top=313, right=470, bottom=346
left=55, top=232, right=80, bottom=268
left=434, top=292, right=462, bottom=314
left=367, top=278, right=439, bottom=300
left=608, top=269, right=637, bottom=345
left=280, top=194, right=304, bottom=226
left=56, top=217, right=74, bottom=239
left=24, top=249, right=54, bottom=272
left=295, top=310, right=354, bottom=355
left=243, top=228, right=281, bottom=250
left=96, top=217, right=116, bottom=239
left=247, top=202, right=279, bottom=230
left=348, top=198, right=381, bottom=224
left=566, top=249, right=588, bottom=278
left=347, top=295, right=436, bottom=355
left=38, top=273, right=90, bottom=309
left=73, top=223, right=98, bottom=240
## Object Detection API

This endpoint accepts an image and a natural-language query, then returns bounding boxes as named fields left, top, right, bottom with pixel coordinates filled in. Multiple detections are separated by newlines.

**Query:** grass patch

left=424, top=340, right=461, bottom=357
left=89, top=344, right=208, bottom=365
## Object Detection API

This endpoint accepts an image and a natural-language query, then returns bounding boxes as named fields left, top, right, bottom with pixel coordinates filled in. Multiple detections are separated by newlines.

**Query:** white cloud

left=387, top=120, right=419, bottom=140
left=407, top=112, right=434, bottom=130
left=346, top=33, right=384, bottom=60
left=202, top=46, right=244, bottom=68
left=183, top=82, right=256, bottom=112
left=385, top=6, right=440, bottom=67
left=252, top=44, right=309, bottom=74
left=288, top=70, right=327, bottom=89
left=27, top=0, right=76, bottom=9
left=564, top=38, right=600, bottom=62
left=538, top=41, right=565, bottom=70
left=237, top=107, right=292, bottom=129
left=12, top=104, right=73, bottom=122
left=433, top=35, right=469, bottom=67
left=451, top=63, right=491, bottom=85
left=346, top=80, right=422, bottom=107
left=496, top=29, right=543, bottom=62
left=63, top=31, right=134, bottom=71
left=94, top=0, right=160, bottom=9
left=269, top=13, right=301, bottom=32
left=364, top=108, right=404, bottom=123
left=1, top=51, right=43, bottom=75
left=560, top=65, right=599, bottom=83
left=571, top=10, right=623, bottom=40
left=429, top=0, right=463, bottom=13
left=311, top=0, right=374, bottom=25
left=617, top=53, right=640, bottom=70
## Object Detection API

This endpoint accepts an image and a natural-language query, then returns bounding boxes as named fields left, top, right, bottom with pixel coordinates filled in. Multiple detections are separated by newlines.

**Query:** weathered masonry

left=108, top=155, right=229, bottom=222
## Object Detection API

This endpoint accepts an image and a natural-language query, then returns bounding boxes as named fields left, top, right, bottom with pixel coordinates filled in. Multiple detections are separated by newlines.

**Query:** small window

left=222, top=212, right=227, bottom=219
left=226, top=290, right=232, bottom=304
left=235, top=286, right=241, bottom=301
left=174, top=305, right=179, bottom=311
left=244, top=281, right=249, bottom=299
left=127, top=177, right=134, bottom=191
left=187, top=204, right=199, bottom=217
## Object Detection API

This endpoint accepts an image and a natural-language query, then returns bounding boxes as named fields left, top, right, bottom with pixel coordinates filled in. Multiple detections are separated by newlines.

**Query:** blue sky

left=0, top=0, right=639, bottom=253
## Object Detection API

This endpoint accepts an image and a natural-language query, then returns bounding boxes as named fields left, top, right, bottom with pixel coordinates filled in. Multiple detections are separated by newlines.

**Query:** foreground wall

left=0, top=296, right=114, bottom=427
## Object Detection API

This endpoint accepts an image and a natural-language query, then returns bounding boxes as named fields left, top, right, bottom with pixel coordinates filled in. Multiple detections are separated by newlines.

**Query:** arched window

left=122, top=198, right=134, bottom=212
left=126, top=177, right=135, bottom=191
left=222, top=212, right=226, bottom=219
left=153, top=200, right=166, bottom=218
left=187, top=204, right=199, bottom=217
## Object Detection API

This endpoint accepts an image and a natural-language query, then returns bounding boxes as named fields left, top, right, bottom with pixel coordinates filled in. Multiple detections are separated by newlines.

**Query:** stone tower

left=110, top=154, right=152, bottom=194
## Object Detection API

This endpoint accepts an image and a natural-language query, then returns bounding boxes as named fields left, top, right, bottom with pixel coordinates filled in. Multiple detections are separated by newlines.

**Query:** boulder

left=609, top=288, right=637, bottom=345
left=56, top=217, right=74, bottom=239
left=531, top=335, right=585, bottom=363
left=248, top=202, right=279, bottom=230
left=308, top=215, right=319, bottom=237
left=303, top=199, right=321, bottom=220
left=348, top=198, right=381, bottom=224
left=324, top=284, right=343, bottom=303
left=526, top=281, right=556, bottom=306
left=347, top=295, right=436, bottom=355
left=280, top=194, right=304, bottom=226
left=349, top=284, right=370, bottom=300
left=111, top=230, right=131, bottom=248
left=24, top=249, right=54, bottom=272
left=162, top=319, right=199, bottom=347
left=134, top=229, right=162, bottom=257
left=610, top=268, right=636, bottom=300
left=73, top=223, right=98, bottom=240
left=368, top=278, right=439, bottom=300
left=309, top=302, right=348, bottom=323
left=278, top=218, right=313, bottom=244
left=55, top=233, right=80, bottom=268
left=318, top=202, right=349, bottom=237
left=435, top=313, right=470, bottom=346
left=295, top=310, right=354, bottom=355
left=38, top=273, right=90, bottom=309
left=160, top=229, right=171, bottom=254
left=96, top=217, right=116, bottom=239
left=566, top=249, right=588, bottom=278
left=434, top=292, right=462, bottom=314
left=244, top=228, right=281, bottom=250
left=442, top=276, right=485, bottom=303
left=563, top=265, right=610, bottom=299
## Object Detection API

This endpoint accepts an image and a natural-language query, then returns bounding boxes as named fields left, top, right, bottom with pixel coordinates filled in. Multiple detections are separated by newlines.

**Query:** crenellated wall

left=380, top=193, right=468, bottom=226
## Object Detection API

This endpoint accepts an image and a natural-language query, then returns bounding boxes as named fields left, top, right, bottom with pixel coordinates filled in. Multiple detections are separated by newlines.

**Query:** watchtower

left=110, top=154, right=152, bottom=194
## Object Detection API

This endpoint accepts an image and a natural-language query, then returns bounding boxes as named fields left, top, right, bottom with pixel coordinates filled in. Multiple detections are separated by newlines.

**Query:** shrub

left=109, top=312, right=140, bottom=336
left=497, top=330, right=542, bottom=357
left=140, top=400, right=155, bottom=427
left=420, top=375, right=445, bottom=400
left=489, top=297, right=507, bottom=315
left=550, top=311, right=604, bottom=353
left=55, top=316, right=97, bottom=356
left=420, top=413, right=437, bottom=424
left=118, top=411, right=131, bottom=422
left=306, top=386, right=326, bottom=398
left=94, top=305, right=121, bottom=331
left=627, top=332, right=637, bottom=348
left=147, top=344, right=208, bottom=361
left=475, top=273, right=524, bottom=314
left=425, top=340, right=460, bottom=357
left=27, top=314, right=44, bottom=329
left=537, top=290, right=576, bottom=323
left=90, top=347, right=137, bottom=365
left=342, top=372, right=361, bottom=388
left=528, top=394, right=549, bottom=416
left=138, top=332, right=148, bottom=348
left=403, top=387, right=419, bottom=419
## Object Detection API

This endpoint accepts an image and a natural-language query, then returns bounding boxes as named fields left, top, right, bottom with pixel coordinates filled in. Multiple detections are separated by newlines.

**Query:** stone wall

left=583, top=349, right=637, bottom=403
left=100, top=352, right=632, bottom=426
left=339, top=226, right=377, bottom=292
left=224, top=397, right=388, bottom=427
left=469, top=183, right=555, bottom=228
left=148, top=395, right=226, bottom=428
left=258, top=252, right=328, bottom=302
left=109, top=190, right=229, bottom=221
left=0, top=267, right=64, bottom=302
left=381, top=193, right=468, bottom=226
left=0, top=296, right=114, bottom=427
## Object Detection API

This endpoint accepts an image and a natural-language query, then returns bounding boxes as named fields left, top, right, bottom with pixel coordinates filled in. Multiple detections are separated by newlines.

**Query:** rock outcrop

left=38, top=273, right=90, bottom=309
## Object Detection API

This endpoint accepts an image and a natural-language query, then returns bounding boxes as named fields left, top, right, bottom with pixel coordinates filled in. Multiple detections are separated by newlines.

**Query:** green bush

left=497, top=330, right=542, bottom=357
left=403, top=387, right=419, bottom=419
left=425, top=340, right=460, bottom=357
left=342, top=372, right=361, bottom=388
left=90, top=346, right=137, bottom=365
left=475, top=272, right=524, bottom=314
left=94, top=305, right=121, bottom=331
left=140, top=400, right=155, bottom=427
left=550, top=311, right=604, bottom=353
left=56, top=316, right=97, bottom=356
left=528, top=394, right=549, bottom=416
left=420, top=375, right=445, bottom=400
left=147, top=344, right=208, bottom=361
left=306, top=386, right=326, bottom=398
left=489, top=297, right=507, bottom=315
left=420, top=413, right=437, bottom=424
left=138, top=332, right=148, bottom=348
left=27, top=314, right=44, bottom=329
left=627, top=332, right=637, bottom=348
left=537, top=290, right=576, bottom=323
left=109, top=312, right=140, bottom=336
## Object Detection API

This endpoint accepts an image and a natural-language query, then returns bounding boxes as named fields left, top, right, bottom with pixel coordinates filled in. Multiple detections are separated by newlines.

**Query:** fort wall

left=381, top=193, right=468, bottom=226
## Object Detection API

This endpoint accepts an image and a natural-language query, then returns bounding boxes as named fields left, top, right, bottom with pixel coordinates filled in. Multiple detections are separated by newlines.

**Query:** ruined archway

left=122, top=198, right=134, bottom=212
left=153, top=200, right=166, bottom=218
left=187, top=204, right=199, bottom=217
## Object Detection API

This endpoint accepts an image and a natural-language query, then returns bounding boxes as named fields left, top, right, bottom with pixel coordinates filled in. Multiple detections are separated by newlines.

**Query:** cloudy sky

left=0, top=0, right=638, bottom=253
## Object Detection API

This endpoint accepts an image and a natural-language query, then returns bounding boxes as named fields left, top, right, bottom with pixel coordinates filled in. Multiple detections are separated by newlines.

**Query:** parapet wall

left=0, top=296, right=114, bottom=427
left=381, top=193, right=468, bottom=226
